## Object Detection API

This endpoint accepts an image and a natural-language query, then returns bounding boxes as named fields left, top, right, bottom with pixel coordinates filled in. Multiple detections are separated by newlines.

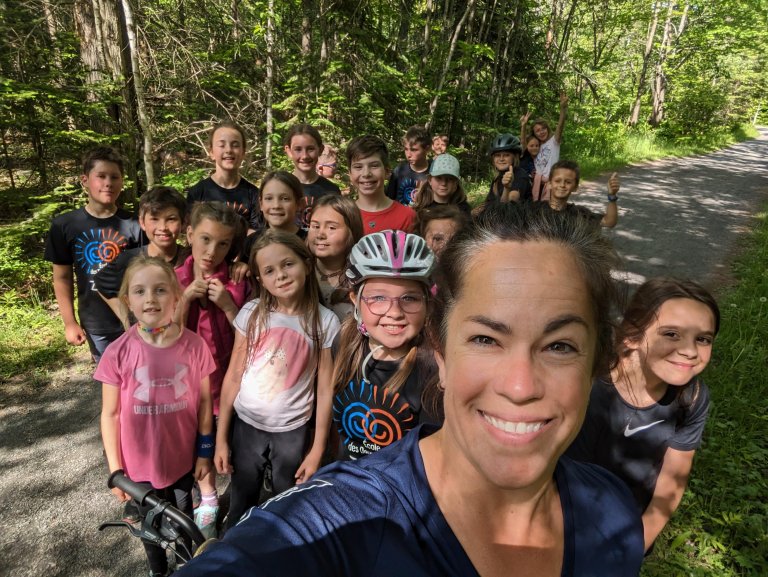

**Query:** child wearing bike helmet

left=331, top=230, right=441, bottom=461
left=486, top=133, right=531, bottom=204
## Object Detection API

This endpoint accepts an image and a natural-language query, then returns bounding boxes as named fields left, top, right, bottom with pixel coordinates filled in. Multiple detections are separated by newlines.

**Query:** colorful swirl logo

left=333, top=379, right=415, bottom=455
left=75, top=228, right=127, bottom=272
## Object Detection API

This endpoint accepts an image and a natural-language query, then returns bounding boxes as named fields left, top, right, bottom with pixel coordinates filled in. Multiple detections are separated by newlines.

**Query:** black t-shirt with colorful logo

left=45, top=207, right=142, bottom=333
left=332, top=339, right=440, bottom=460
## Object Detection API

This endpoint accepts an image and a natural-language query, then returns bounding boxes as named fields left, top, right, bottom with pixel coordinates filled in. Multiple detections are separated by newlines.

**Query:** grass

left=0, top=289, right=72, bottom=384
left=567, top=123, right=759, bottom=181
left=641, top=207, right=768, bottom=576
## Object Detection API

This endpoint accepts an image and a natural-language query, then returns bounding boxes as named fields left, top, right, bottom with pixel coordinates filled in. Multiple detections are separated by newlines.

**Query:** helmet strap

left=361, top=345, right=384, bottom=383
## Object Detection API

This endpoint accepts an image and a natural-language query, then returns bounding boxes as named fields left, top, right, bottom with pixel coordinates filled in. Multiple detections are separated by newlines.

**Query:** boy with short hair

left=45, top=147, right=142, bottom=361
left=95, top=186, right=189, bottom=322
left=548, top=160, right=620, bottom=228
left=385, top=125, right=431, bottom=205
left=347, top=135, right=416, bottom=234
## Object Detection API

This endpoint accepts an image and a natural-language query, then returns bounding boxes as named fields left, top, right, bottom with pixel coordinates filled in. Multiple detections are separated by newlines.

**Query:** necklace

left=138, top=321, right=173, bottom=335
left=317, top=263, right=344, bottom=281
left=319, top=269, right=343, bottom=281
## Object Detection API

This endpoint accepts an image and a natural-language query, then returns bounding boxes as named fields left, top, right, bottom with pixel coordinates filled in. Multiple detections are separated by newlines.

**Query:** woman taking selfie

left=179, top=202, right=644, bottom=577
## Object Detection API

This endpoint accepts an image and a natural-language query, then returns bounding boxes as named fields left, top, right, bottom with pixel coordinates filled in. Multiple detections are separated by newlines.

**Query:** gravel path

left=578, top=127, right=768, bottom=290
left=1, top=129, right=767, bottom=577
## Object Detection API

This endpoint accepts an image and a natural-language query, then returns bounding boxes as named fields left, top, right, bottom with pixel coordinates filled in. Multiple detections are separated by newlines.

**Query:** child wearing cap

left=411, top=153, right=471, bottom=215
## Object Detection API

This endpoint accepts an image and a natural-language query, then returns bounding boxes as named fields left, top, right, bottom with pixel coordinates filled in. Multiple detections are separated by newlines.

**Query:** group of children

left=45, top=108, right=713, bottom=575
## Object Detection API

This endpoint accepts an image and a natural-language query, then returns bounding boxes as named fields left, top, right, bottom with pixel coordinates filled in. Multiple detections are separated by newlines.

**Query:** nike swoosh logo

left=624, top=420, right=665, bottom=437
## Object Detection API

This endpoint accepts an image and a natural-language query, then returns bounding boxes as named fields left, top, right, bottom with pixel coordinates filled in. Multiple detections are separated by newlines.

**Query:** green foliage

left=641, top=209, right=768, bottom=576
left=159, top=169, right=209, bottom=191
left=0, top=289, right=71, bottom=382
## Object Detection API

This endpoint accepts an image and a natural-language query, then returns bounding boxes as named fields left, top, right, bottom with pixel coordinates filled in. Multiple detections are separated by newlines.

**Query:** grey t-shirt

left=566, top=377, right=710, bottom=509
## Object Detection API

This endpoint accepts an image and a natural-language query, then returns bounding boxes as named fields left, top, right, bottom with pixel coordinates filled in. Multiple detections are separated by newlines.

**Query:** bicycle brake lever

left=98, top=520, right=145, bottom=540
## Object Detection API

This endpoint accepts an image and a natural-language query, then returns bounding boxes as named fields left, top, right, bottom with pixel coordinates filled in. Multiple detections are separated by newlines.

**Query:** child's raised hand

left=64, top=322, right=87, bottom=347
left=229, top=261, right=250, bottom=284
left=501, top=169, right=514, bottom=191
left=608, top=172, right=620, bottom=195
left=207, top=278, right=236, bottom=312
left=214, top=442, right=233, bottom=475
left=560, top=91, right=569, bottom=108
left=194, top=456, right=212, bottom=481
left=520, top=111, right=531, bottom=125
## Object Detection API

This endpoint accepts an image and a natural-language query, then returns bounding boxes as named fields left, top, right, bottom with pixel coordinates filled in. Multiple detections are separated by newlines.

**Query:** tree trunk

left=119, top=0, right=154, bottom=189
left=420, top=0, right=433, bottom=80
left=264, top=0, right=275, bottom=170
left=427, top=0, right=477, bottom=129
left=231, top=0, right=240, bottom=39
left=629, top=3, right=660, bottom=126
left=74, top=0, right=105, bottom=102
left=649, top=2, right=688, bottom=127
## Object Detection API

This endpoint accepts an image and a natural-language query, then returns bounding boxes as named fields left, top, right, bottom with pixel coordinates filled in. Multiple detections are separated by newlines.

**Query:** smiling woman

left=177, top=202, right=645, bottom=577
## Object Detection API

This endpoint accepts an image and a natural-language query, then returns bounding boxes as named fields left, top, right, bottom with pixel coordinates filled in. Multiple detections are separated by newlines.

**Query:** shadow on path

left=577, top=128, right=768, bottom=291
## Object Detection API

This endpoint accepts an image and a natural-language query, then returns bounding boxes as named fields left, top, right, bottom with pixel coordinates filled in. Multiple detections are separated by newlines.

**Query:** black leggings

left=227, top=413, right=309, bottom=530
left=134, top=472, right=194, bottom=574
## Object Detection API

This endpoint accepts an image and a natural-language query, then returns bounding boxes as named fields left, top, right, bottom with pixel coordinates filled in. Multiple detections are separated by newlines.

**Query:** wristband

left=607, top=194, right=618, bottom=202
left=196, top=433, right=215, bottom=459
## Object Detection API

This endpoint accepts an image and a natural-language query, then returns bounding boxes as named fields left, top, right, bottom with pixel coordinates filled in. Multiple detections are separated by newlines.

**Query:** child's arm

left=208, top=279, right=240, bottom=324
left=214, top=331, right=248, bottom=475
left=520, top=111, right=531, bottom=144
left=193, top=376, right=214, bottom=481
left=100, top=383, right=129, bottom=502
left=98, top=294, right=126, bottom=326
left=295, top=347, right=334, bottom=483
left=601, top=172, right=620, bottom=228
left=52, top=264, right=87, bottom=346
left=641, top=448, right=696, bottom=552
left=554, top=92, right=568, bottom=144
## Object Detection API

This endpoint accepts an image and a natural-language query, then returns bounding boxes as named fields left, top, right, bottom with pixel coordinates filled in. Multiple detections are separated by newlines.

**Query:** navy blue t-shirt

left=386, top=162, right=429, bottom=204
left=178, top=426, right=643, bottom=577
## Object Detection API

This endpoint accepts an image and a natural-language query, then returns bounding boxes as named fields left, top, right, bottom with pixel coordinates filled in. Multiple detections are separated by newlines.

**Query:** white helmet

left=346, top=230, right=436, bottom=286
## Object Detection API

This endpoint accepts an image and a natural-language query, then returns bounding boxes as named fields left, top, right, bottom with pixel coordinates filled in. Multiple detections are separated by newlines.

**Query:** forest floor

left=1, top=128, right=767, bottom=577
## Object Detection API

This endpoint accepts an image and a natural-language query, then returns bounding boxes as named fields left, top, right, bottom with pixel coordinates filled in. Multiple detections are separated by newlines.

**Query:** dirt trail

left=578, top=127, right=768, bottom=290
left=1, top=129, right=767, bottom=577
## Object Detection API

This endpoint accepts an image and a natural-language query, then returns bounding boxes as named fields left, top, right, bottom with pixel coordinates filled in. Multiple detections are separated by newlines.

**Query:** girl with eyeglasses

left=330, top=230, right=441, bottom=461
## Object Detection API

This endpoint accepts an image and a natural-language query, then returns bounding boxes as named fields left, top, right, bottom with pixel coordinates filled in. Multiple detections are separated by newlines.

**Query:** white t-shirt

left=534, top=135, right=560, bottom=178
left=233, top=300, right=340, bottom=432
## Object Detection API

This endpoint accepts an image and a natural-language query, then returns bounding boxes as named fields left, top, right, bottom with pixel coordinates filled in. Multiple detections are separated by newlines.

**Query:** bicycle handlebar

left=108, top=470, right=206, bottom=546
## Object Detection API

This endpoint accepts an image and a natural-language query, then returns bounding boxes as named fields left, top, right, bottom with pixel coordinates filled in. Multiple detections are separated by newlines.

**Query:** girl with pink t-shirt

left=97, top=256, right=215, bottom=577
left=215, top=230, right=340, bottom=530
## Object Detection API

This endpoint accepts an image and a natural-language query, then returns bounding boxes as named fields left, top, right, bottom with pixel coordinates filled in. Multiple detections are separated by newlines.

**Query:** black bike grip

left=108, top=469, right=155, bottom=504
